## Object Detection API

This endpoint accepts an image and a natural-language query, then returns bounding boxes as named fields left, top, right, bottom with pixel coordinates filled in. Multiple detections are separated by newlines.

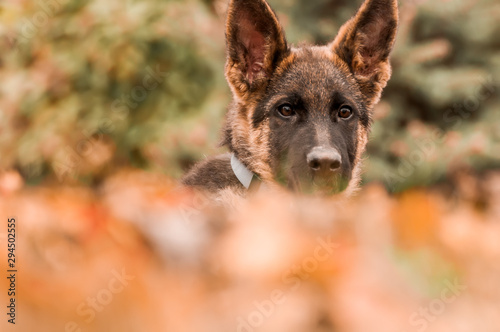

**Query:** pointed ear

left=225, top=0, right=288, bottom=99
left=331, top=0, right=398, bottom=105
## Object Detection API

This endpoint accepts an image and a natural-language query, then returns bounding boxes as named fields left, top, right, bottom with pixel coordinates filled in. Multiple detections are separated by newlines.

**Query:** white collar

left=230, top=153, right=260, bottom=190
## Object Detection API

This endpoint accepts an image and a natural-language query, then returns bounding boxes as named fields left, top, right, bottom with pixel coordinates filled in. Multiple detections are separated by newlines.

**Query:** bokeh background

left=0, top=0, right=498, bottom=189
left=1, top=0, right=500, bottom=331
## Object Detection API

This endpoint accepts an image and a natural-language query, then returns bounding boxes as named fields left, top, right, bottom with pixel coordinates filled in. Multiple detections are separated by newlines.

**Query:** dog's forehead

left=269, top=46, right=361, bottom=108
left=270, top=46, right=361, bottom=105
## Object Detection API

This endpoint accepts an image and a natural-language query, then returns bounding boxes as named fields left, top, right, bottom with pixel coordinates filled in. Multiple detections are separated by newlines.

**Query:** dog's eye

left=277, top=104, right=295, bottom=118
left=338, top=106, right=353, bottom=119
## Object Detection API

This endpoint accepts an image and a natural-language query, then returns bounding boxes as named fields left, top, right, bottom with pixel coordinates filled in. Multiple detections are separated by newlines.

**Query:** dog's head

left=222, top=0, right=398, bottom=195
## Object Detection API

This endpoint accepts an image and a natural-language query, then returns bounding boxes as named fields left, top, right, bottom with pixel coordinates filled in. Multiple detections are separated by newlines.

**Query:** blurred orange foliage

left=1, top=169, right=499, bottom=332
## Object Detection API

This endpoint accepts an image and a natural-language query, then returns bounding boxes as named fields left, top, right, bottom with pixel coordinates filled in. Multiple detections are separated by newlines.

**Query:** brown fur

left=183, top=0, right=398, bottom=198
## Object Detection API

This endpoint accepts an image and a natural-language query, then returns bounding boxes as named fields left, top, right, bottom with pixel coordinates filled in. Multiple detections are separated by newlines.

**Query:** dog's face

left=222, top=0, right=398, bottom=195
left=259, top=53, right=368, bottom=194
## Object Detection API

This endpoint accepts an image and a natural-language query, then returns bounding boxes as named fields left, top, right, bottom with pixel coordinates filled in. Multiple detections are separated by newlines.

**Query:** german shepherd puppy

left=183, top=0, right=398, bottom=196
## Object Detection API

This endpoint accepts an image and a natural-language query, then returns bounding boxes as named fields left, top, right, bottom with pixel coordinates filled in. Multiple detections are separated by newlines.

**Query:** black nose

left=307, top=147, right=342, bottom=173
